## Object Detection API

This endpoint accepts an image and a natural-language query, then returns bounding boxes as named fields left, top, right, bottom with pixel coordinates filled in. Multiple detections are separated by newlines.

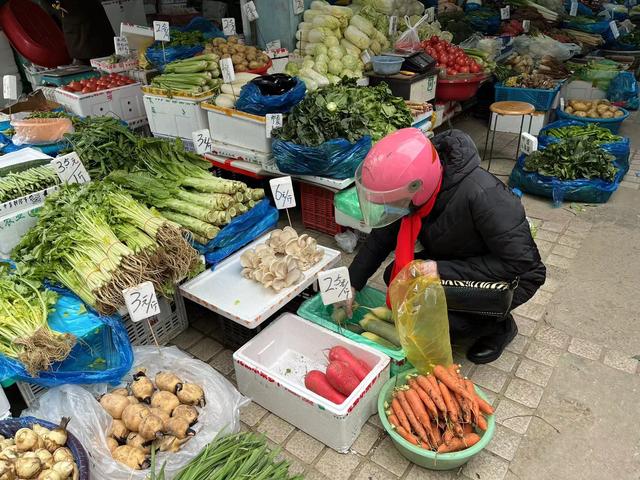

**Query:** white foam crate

left=334, top=208, right=372, bottom=234
left=144, top=93, right=212, bottom=142
left=234, top=313, right=391, bottom=452
left=54, top=82, right=145, bottom=122
left=202, top=103, right=272, bottom=155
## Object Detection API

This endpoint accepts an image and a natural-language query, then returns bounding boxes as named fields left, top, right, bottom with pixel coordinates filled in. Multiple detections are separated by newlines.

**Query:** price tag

left=219, top=57, right=236, bottom=83
left=560, top=97, right=565, bottom=110
left=222, top=17, right=236, bottom=36
left=500, top=5, right=510, bottom=19
left=153, top=21, right=170, bottom=42
left=51, top=152, right=91, bottom=185
left=293, top=0, right=305, bottom=15
left=265, top=113, right=283, bottom=138
left=123, top=281, right=161, bottom=322
left=522, top=19, right=530, bottom=32
left=243, top=1, right=259, bottom=21
left=192, top=129, right=213, bottom=155
left=318, top=267, right=352, bottom=305
left=114, top=36, right=130, bottom=56
left=610, top=20, right=620, bottom=39
left=266, top=39, right=282, bottom=51
left=426, top=7, right=435, bottom=23
left=2, top=75, right=17, bottom=100
left=389, top=16, right=398, bottom=36
left=269, top=176, right=296, bottom=209
left=361, top=49, right=372, bottom=64
left=569, top=0, right=578, bottom=16
left=520, top=132, right=538, bottom=155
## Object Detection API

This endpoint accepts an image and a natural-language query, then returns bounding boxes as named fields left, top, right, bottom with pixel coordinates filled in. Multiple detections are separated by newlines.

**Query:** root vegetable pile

left=564, top=99, right=625, bottom=119
left=385, top=364, right=494, bottom=453
left=205, top=37, right=270, bottom=73
left=100, top=368, right=205, bottom=471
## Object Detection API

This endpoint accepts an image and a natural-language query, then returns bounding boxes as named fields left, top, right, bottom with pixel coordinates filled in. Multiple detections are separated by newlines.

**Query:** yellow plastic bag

left=389, top=260, right=452, bottom=374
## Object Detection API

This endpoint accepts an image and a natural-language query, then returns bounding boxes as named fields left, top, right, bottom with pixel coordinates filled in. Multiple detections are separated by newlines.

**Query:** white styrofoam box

left=202, top=103, right=273, bottom=154
left=54, top=83, right=145, bottom=122
left=491, top=110, right=551, bottom=136
left=0, top=204, right=42, bottom=256
left=153, top=132, right=195, bottom=152
left=208, top=140, right=272, bottom=165
left=143, top=94, right=212, bottom=141
left=562, top=80, right=606, bottom=100
left=234, top=313, right=391, bottom=452
left=334, top=208, right=372, bottom=234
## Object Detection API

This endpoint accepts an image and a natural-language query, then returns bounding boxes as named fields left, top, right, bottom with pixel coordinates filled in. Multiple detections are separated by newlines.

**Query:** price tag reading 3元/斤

left=153, top=21, right=170, bottom=42
left=318, top=267, right=353, bottom=305
left=269, top=176, right=296, bottom=209
left=51, top=152, right=91, bottom=185
left=222, top=17, right=236, bottom=36
left=192, top=129, right=213, bottom=155
left=123, top=281, right=161, bottom=323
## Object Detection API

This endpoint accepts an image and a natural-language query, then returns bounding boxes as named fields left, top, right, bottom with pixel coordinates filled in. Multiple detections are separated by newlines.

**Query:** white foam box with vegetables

left=143, top=94, right=213, bottom=142
left=233, top=313, right=391, bottom=452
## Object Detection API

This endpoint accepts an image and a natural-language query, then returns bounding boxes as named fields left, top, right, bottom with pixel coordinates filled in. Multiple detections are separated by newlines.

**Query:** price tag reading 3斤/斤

left=123, top=281, right=161, bottom=323
left=51, top=152, right=91, bottom=185
left=153, top=21, right=170, bottom=42
left=265, top=113, right=283, bottom=138
left=192, top=129, right=213, bottom=155
left=222, top=18, right=236, bottom=36
left=269, top=176, right=296, bottom=209
left=318, top=267, right=353, bottom=305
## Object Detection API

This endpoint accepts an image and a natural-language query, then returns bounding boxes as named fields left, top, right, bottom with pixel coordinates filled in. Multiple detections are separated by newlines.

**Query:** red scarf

left=386, top=175, right=443, bottom=307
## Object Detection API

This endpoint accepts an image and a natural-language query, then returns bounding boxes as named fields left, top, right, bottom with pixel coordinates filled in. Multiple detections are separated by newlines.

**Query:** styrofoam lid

left=0, top=147, right=52, bottom=168
left=0, top=388, right=10, bottom=420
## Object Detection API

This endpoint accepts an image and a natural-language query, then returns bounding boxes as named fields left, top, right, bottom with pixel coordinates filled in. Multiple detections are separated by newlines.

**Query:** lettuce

left=342, top=55, right=358, bottom=71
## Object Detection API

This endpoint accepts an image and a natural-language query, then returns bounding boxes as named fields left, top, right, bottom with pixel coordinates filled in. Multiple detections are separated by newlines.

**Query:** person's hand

left=345, top=288, right=357, bottom=318
left=412, top=260, right=439, bottom=278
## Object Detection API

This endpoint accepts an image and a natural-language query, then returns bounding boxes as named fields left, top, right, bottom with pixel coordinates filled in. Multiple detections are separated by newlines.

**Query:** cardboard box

left=1, top=91, right=61, bottom=116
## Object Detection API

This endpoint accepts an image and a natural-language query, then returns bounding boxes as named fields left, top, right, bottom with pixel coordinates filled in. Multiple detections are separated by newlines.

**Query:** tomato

left=447, top=67, right=458, bottom=76
left=459, top=65, right=470, bottom=74
left=470, top=63, right=481, bottom=73
left=81, top=87, right=93, bottom=93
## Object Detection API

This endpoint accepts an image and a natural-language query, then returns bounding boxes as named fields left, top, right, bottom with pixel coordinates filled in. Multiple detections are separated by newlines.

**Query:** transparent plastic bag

left=395, top=13, right=431, bottom=53
left=335, top=230, right=358, bottom=253
left=513, top=35, right=580, bottom=61
left=25, top=346, right=247, bottom=480
left=388, top=260, right=452, bottom=374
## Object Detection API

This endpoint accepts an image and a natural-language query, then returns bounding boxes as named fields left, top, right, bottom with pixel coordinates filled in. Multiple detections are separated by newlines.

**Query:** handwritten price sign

left=243, top=1, right=259, bottom=21
left=520, top=132, right=538, bottom=155
left=293, top=0, right=305, bottom=14
left=269, top=176, right=296, bottom=210
left=222, top=17, right=236, bottom=36
left=500, top=5, right=510, bottom=19
left=123, top=281, right=161, bottom=323
left=114, top=36, right=130, bottom=56
left=51, top=152, right=91, bottom=185
left=153, top=21, right=170, bottom=42
left=265, top=113, right=283, bottom=139
left=318, top=267, right=353, bottom=305
left=192, top=129, right=213, bottom=155
left=2, top=75, right=17, bottom=100
left=219, top=57, right=235, bottom=83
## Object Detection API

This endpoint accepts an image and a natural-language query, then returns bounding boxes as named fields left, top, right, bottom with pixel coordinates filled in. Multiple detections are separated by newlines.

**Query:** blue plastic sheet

left=1, top=132, right=69, bottom=156
left=176, top=16, right=225, bottom=39
left=146, top=44, right=205, bottom=71
left=273, top=136, right=372, bottom=180
left=235, top=79, right=306, bottom=116
left=564, top=19, right=611, bottom=33
left=196, top=200, right=279, bottom=268
left=0, top=289, right=133, bottom=387
left=607, top=72, right=639, bottom=110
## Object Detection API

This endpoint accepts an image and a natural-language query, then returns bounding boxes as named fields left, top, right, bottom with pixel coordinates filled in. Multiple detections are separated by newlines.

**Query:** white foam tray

left=179, top=232, right=341, bottom=328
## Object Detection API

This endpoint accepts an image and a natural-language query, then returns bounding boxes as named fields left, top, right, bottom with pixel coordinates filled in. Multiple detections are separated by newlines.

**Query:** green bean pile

left=0, top=165, right=60, bottom=203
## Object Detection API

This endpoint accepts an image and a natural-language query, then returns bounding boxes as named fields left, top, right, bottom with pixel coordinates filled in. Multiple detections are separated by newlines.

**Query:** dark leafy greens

left=273, top=80, right=412, bottom=146
left=544, top=123, right=622, bottom=144
left=524, top=137, right=617, bottom=181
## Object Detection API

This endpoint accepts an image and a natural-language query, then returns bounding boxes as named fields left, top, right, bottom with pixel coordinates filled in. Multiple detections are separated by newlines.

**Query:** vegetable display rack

left=300, top=182, right=345, bottom=236
left=494, top=82, right=562, bottom=111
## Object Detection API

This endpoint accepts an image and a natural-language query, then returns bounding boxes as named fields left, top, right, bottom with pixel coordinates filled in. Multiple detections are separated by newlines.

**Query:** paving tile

left=488, top=350, right=518, bottom=373
left=285, top=429, right=325, bottom=464
left=540, top=276, right=560, bottom=293
left=240, top=401, right=268, bottom=427
left=545, top=254, right=572, bottom=270
left=563, top=228, right=587, bottom=240
left=513, top=315, right=537, bottom=337
left=303, top=468, right=330, bottom=480
left=567, top=219, right=592, bottom=233
left=534, top=238, right=554, bottom=254
left=405, top=465, right=460, bottom=479
left=371, top=436, right=411, bottom=477
left=315, top=449, right=362, bottom=480
left=353, top=462, right=399, bottom=480
left=471, top=365, right=509, bottom=393
left=534, top=229, right=559, bottom=242
left=557, top=235, right=582, bottom=249
left=535, top=326, right=570, bottom=349
left=494, top=398, right=534, bottom=434
left=256, top=414, right=295, bottom=444
left=368, top=413, right=384, bottom=430
left=188, top=336, right=223, bottom=362
left=505, top=334, right=529, bottom=354
left=515, top=358, right=553, bottom=387
left=568, top=338, right=603, bottom=361
left=603, top=350, right=639, bottom=374
left=486, top=425, right=522, bottom=461
left=208, top=349, right=234, bottom=376
left=171, top=327, right=204, bottom=350
left=504, top=378, right=544, bottom=409
left=530, top=289, right=553, bottom=306
left=462, top=450, right=509, bottom=480
left=551, top=244, right=579, bottom=259
left=525, top=341, right=563, bottom=367
left=351, top=423, right=382, bottom=456
left=513, top=302, right=546, bottom=321
left=540, top=221, right=565, bottom=233
left=275, top=449, right=306, bottom=476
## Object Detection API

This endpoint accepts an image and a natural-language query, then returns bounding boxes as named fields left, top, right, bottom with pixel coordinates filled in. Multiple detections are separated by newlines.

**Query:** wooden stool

left=483, top=101, right=535, bottom=172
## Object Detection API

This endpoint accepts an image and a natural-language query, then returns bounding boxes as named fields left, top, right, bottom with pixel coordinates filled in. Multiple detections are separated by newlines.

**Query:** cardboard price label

left=569, top=0, right=578, bottom=16
left=51, top=152, right=91, bottom=185
left=318, top=267, right=352, bottom=305
left=266, top=39, right=282, bottom=51
left=269, top=176, right=296, bottom=209
left=2, top=75, right=17, bottom=100
left=265, top=113, right=283, bottom=139
left=123, top=281, right=161, bottom=322
left=389, top=16, right=398, bottom=36
left=610, top=21, right=620, bottom=39
left=361, top=49, right=372, bottom=64
left=219, top=58, right=236, bottom=83
left=222, top=18, right=236, bottom=36
left=500, top=5, right=510, bottom=19
left=244, top=1, right=259, bottom=21
left=520, top=132, right=538, bottom=155
left=426, top=7, right=435, bottom=23
left=192, top=129, right=213, bottom=155
left=114, top=36, right=130, bottom=56
left=293, top=0, right=305, bottom=15
left=522, top=20, right=530, bottom=32
left=153, top=21, right=170, bottom=42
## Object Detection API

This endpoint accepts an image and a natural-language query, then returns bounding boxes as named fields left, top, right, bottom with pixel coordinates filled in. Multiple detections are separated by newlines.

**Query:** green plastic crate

left=297, top=287, right=412, bottom=376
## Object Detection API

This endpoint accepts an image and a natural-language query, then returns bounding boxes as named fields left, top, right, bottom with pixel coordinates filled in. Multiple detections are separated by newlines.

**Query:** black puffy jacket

left=349, top=129, right=546, bottom=306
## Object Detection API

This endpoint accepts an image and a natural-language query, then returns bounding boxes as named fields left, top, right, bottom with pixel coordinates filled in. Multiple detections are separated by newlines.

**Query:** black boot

left=466, top=315, right=518, bottom=364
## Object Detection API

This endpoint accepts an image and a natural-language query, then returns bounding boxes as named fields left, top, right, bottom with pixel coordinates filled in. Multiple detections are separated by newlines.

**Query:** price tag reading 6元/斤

left=269, top=176, right=296, bottom=210
left=318, top=267, right=353, bottom=305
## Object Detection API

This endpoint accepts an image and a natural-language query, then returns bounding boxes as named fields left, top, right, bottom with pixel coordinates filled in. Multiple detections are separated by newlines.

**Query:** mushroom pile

left=240, top=227, right=324, bottom=292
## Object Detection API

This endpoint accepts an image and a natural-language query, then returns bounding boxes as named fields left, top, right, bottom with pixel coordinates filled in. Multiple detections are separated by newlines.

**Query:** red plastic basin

left=0, top=0, right=70, bottom=67
left=436, top=74, right=486, bottom=102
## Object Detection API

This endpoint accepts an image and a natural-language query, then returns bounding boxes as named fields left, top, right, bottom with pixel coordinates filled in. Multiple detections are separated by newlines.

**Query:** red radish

left=326, top=361, right=360, bottom=396
left=305, top=370, right=346, bottom=404
left=328, top=346, right=370, bottom=381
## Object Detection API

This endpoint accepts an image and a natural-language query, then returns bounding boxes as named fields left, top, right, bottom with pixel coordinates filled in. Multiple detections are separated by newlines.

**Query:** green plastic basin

left=377, top=368, right=496, bottom=470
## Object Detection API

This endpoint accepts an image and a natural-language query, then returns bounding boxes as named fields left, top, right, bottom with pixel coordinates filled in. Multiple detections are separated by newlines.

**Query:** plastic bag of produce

left=235, top=78, right=306, bottom=116
left=273, top=136, right=371, bottom=179
left=513, top=35, right=580, bottom=61
left=395, top=13, right=430, bottom=53
left=389, top=260, right=452, bottom=374
left=0, top=289, right=133, bottom=387
left=146, top=45, right=205, bottom=71
left=176, top=16, right=225, bottom=40
left=607, top=71, right=639, bottom=110
left=25, top=346, right=247, bottom=480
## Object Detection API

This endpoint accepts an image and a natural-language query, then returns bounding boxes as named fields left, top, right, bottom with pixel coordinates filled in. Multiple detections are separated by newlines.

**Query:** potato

left=212, top=37, right=226, bottom=45
left=596, top=104, right=610, bottom=115
left=614, top=110, right=624, bottom=117
left=231, top=54, right=244, bottom=64
left=574, top=111, right=587, bottom=117
left=608, top=105, right=618, bottom=113
left=228, top=35, right=239, bottom=44
left=248, top=61, right=261, bottom=70
left=571, top=101, right=588, bottom=112
left=587, top=109, right=599, bottom=118
left=601, top=111, right=614, bottom=118
left=597, top=99, right=610, bottom=105
left=565, top=106, right=574, bottom=114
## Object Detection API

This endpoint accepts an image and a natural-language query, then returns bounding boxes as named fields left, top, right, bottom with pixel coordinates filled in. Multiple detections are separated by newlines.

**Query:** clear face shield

left=355, top=162, right=423, bottom=228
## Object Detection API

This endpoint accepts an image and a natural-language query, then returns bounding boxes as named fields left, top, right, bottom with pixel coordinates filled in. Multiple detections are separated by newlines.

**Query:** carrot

left=407, top=378, right=438, bottom=419
left=417, top=375, right=447, bottom=415
left=397, top=390, right=430, bottom=446
left=455, top=392, right=472, bottom=424
left=405, top=388, right=438, bottom=448
left=463, top=379, right=480, bottom=422
left=433, top=365, right=474, bottom=402
left=437, top=433, right=481, bottom=453
left=476, top=413, right=488, bottom=431
left=463, top=423, right=474, bottom=434
left=464, top=379, right=494, bottom=415
left=391, top=398, right=411, bottom=433
left=438, top=381, right=459, bottom=423
left=396, top=426, right=419, bottom=446
left=388, top=413, right=400, bottom=429
left=443, top=429, right=454, bottom=445
left=447, top=363, right=460, bottom=380
left=431, top=421, right=442, bottom=446
left=452, top=422, right=465, bottom=438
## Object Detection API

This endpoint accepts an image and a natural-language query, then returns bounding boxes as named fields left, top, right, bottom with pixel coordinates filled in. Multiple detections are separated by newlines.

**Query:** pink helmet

left=355, top=128, right=442, bottom=228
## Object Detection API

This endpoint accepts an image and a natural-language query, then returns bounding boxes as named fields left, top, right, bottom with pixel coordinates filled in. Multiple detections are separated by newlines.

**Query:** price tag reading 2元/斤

left=269, top=176, right=296, bottom=209
left=153, top=21, right=170, bottom=42
left=123, top=281, right=161, bottom=323
left=318, top=267, right=353, bottom=305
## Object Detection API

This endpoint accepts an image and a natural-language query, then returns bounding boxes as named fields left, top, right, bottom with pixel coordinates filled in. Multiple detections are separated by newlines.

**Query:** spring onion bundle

left=0, top=266, right=75, bottom=375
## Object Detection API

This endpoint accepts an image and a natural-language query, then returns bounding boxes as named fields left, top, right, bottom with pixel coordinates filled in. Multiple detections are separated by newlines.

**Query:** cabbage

left=312, top=14, right=341, bottom=30
left=341, top=38, right=361, bottom=56
left=328, top=59, right=343, bottom=75
left=370, top=39, right=382, bottom=55
left=304, top=43, right=320, bottom=55
left=304, top=10, right=323, bottom=22
left=300, top=67, right=330, bottom=87
left=342, top=54, right=358, bottom=70
left=308, top=27, right=335, bottom=44
left=326, top=73, right=341, bottom=85
left=310, top=0, right=329, bottom=10
left=284, top=62, right=300, bottom=75
left=314, top=44, right=328, bottom=56
left=350, top=14, right=375, bottom=37
left=302, top=58, right=316, bottom=70
left=345, top=25, right=371, bottom=50
left=299, top=76, right=318, bottom=92
left=333, top=28, right=343, bottom=40
left=372, top=0, right=394, bottom=15
left=298, top=22, right=313, bottom=31
left=325, top=35, right=339, bottom=48
left=313, top=61, right=328, bottom=75
left=341, top=69, right=357, bottom=78
left=295, top=29, right=309, bottom=42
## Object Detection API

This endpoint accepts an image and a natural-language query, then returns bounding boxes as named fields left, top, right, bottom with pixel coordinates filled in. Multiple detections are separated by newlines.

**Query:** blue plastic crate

left=495, top=82, right=561, bottom=111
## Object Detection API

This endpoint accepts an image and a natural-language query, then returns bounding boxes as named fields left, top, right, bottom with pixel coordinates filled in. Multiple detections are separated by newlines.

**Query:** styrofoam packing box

left=562, top=80, right=606, bottom=100
left=54, top=83, right=145, bottom=123
left=234, top=313, right=391, bottom=452
left=0, top=204, right=42, bottom=257
left=144, top=94, right=212, bottom=142
left=202, top=103, right=273, bottom=155
left=334, top=208, right=372, bottom=234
